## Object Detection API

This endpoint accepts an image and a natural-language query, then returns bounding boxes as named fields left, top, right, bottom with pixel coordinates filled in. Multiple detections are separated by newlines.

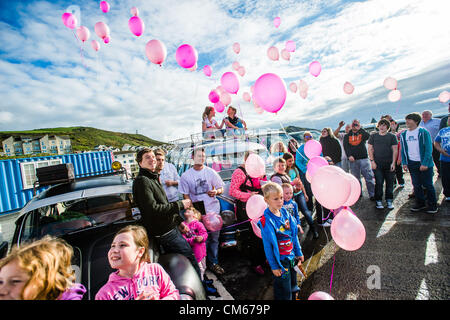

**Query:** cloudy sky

left=0, top=0, right=449, bottom=142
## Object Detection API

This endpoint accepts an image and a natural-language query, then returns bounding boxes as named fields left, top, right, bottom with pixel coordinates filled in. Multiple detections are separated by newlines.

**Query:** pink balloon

left=232, top=61, right=240, bottom=71
left=438, top=91, right=449, bottom=103
left=304, top=140, right=322, bottom=159
left=91, top=40, right=100, bottom=52
left=280, top=49, right=290, bottom=61
left=383, top=77, right=397, bottom=90
left=212, top=162, right=222, bottom=172
left=62, top=13, right=77, bottom=29
left=267, top=46, right=279, bottom=61
left=145, top=39, right=167, bottom=65
left=285, top=40, right=296, bottom=52
left=331, top=208, right=366, bottom=251
left=100, top=1, right=110, bottom=13
left=209, top=90, right=220, bottom=103
left=221, top=72, right=240, bottom=94
left=254, top=102, right=264, bottom=114
left=253, top=73, right=287, bottom=113
left=309, top=61, right=321, bottom=77
left=298, top=80, right=308, bottom=93
left=308, top=291, right=334, bottom=300
left=128, top=16, right=145, bottom=36
left=289, top=82, right=297, bottom=93
left=233, top=42, right=240, bottom=54
left=175, top=44, right=198, bottom=69
left=299, top=91, right=307, bottom=99
left=203, top=65, right=212, bottom=77
left=216, top=86, right=226, bottom=95
left=76, top=26, right=90, bottom=42
left=342, top=173, right=361, bottom=207
left=343, top=81, right=354, bottom=94
left=306, top=156, right=329, bottom=177
left=246, top=195, right=267, bottom=220
left=305, top=170, right=312, bottom=183
left=311, top=165, right=351, bottom=210
left=103, top=36, right=110, bottom=44
left=220, top=91, right=232, bottom=106
left=243, top=92, right=251, bottom=102
left=273, top=17, right=281, bottom=28
left=245, top=153, right=266, bottom=178
left=214, top=101, right=225, bottom=113
left=130, top=6, right=139, bottom=16
left=251, top=219, right=262, bottom=238
left=94, top=21, right=110, bottom=40
left=203, top=212, right=223, bottom=232
left=388, top=89, right=401, bottom=102
left=237, top=66, right=246, bottom=77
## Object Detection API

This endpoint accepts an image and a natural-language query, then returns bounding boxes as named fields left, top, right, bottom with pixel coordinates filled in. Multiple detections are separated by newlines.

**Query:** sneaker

left=386, top=200, right=394, bottom=210
left=319, top=220, right=332, bottom=227
left=445, top=197, right=450, bottom=202
left=410, top=203, right=426, bottom=212
left=375, top=201, right=384, bottom=209
left=425, top=205, right=438, bottom=214
left=210, top=263, right=225, bottom=275
left=253, top=265, right=265, bottom=275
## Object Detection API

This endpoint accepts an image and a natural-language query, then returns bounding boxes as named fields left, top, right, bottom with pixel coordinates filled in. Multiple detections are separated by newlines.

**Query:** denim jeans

left=373, top=161, right=395, bottom=201
left=349, top=158, right=375, bottom=197
left=159, top=228, right=202, bottom=277
left=294, top=192, right=314, bottom=227
left=273, top=258, right=300, bottom=300
left=206, top=230, right=220, bottom=266
left=407, top=160, right=437, bottom=206
left=441, top=161, right=450, bottom=197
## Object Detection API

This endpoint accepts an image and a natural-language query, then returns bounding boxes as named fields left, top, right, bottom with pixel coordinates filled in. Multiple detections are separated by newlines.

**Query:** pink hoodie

left=95, top=262, right=180, bottom=300
left=181, top=220, right=208, bottom=263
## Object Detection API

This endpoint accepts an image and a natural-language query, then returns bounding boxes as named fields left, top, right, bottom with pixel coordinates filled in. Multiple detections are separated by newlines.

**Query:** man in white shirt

left=420, top=110, right=442, bottom=176
left=155, top=149, right=181, bottom=202
left=179, top=147, right=226, bottom=275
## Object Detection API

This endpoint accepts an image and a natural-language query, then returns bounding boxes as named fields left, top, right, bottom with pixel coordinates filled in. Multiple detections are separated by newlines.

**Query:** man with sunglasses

left=343, top=119, right=376, bottom=200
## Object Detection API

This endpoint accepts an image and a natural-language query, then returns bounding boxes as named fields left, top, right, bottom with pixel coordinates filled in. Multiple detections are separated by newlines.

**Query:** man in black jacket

left=344, top=119, right=375, bottom=200
left=132, top=148, right=201, bottom=277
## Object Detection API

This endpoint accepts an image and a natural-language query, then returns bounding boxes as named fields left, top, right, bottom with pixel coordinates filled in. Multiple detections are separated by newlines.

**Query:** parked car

left=1, top=164, right=205, bottom=300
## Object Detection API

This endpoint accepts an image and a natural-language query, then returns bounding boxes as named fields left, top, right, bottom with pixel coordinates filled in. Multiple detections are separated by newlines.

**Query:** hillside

left=0, top=126, right=164, bottom=152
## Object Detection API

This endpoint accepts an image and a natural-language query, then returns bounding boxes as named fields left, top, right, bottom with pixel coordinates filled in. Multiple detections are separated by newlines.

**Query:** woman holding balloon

left=229, top=152, right=267, bottom=275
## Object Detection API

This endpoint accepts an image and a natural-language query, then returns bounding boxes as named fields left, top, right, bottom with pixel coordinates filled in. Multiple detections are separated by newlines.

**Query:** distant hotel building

left=2, top=135, right=72, bottom=157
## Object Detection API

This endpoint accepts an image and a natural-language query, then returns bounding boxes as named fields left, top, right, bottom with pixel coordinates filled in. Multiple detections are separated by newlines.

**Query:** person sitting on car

left=132, top=148, right=201, bottom=278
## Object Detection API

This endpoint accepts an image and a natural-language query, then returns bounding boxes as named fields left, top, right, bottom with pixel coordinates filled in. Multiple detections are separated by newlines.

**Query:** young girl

left=202, top=106, right=224, bottom=139
left=283, top=152, right=319, bottom=239
left=95, top=225, right=180, bottom=300
left=179, top=207, right=208, bottom=281
left=0, top=236, right=86, bottom=300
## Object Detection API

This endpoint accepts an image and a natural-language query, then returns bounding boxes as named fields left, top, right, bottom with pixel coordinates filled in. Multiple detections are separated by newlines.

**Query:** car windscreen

left=20, top=193, right=134, bottom=242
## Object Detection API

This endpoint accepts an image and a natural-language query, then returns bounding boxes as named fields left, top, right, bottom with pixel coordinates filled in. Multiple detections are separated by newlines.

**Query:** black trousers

left=158, top=228, right=202, bottom=278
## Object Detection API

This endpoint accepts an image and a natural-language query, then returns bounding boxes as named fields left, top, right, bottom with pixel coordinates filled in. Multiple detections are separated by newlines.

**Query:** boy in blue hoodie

left=258, top=182, right=304, bottom=300
left=400, top=112, right=438, bottom=213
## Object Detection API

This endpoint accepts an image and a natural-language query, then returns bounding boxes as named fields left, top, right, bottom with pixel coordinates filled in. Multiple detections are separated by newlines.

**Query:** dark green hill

left=0, top=126, right=164, bottom=152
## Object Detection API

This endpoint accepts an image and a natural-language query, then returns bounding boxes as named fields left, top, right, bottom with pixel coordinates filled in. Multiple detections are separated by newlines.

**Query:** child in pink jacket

left=179, top=207, right=208, bottom=280
left=95, top=225, right=180, bottom=300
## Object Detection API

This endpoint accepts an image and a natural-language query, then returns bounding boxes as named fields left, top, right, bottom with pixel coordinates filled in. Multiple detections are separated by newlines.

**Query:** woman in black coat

left=319, top=127, right=342, bottom=167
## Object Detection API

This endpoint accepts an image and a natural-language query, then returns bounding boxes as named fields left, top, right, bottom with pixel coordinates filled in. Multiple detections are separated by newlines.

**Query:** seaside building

left=2, top=135, right=72, bottom=157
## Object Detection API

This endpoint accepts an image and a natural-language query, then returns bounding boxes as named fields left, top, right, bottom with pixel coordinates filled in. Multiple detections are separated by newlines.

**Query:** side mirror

left=0, top=241, right=8, bottom=259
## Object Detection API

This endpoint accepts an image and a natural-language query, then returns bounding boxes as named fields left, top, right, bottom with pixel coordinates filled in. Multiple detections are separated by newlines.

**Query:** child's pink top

left=182, top=220, right=208, bottom=262
left=95, top=262, right=180, bottom=300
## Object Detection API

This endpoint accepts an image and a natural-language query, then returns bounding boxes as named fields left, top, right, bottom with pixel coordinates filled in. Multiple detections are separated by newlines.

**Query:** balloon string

left=329, top=249, right=336, bottom=295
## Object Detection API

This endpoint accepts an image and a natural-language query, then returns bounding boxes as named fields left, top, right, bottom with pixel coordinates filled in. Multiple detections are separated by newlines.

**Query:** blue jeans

left=408, top=160, right=437, bottom=206
left=294, top=192, right=314, bottom=227
left=206, top=230, right=220, bottom=266
left=273, top=258, right=299, bottom=300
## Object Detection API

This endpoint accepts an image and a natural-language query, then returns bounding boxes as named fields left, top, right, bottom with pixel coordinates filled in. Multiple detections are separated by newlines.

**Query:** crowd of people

left=1, top=103, right=448, bottom=300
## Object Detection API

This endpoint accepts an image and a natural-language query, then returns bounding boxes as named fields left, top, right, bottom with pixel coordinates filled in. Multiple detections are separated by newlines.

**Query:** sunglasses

left=304, top=135, right=312, bottom=139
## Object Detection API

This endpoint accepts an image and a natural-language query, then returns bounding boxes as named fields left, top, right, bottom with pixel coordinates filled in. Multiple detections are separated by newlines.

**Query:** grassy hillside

left=0, top=126, right=164, bottom=152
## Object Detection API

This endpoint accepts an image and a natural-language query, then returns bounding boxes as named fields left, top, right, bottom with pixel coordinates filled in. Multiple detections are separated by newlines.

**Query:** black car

left=1, top=165, right=205, bottom=300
